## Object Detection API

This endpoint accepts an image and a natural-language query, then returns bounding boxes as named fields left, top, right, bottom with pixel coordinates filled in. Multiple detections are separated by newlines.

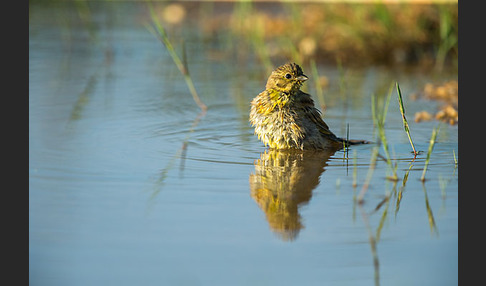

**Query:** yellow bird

left=250, top=62, right=367, bottom=150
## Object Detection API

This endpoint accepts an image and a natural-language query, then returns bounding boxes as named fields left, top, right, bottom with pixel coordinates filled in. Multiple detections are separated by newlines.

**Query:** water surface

left=30, top=2, right=458, bottom=285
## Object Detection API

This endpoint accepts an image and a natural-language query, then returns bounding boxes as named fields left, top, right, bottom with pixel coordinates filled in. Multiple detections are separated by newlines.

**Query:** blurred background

left=30, top=1, right=458, bottom=285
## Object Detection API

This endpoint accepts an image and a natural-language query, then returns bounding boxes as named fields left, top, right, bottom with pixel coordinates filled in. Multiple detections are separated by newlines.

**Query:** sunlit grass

left=310, top=59, right=326, bottom=112
left=435, top=4, right=458, bottom=71
left=203, top=1, right=458, bottom=68
left=396, top=82, right=418, bottom=157
left=146, top=3, right=207, bottom=112
left=421, top=125, right=440, bottom=181
left=371, top=83, right=398, bottom=181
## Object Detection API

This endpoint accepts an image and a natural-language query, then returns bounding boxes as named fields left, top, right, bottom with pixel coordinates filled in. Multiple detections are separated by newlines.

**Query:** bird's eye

left=285, top=73, right=292, bottom=79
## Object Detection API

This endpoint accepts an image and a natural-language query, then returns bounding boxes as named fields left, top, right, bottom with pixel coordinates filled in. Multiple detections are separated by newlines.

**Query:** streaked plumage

left=250, top=63, right=364, bottom=150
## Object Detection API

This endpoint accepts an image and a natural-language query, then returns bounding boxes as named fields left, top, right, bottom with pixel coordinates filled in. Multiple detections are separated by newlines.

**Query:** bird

left=249, top=149, right=333, bottom=241
left=250, top=62, right=367, bottom=150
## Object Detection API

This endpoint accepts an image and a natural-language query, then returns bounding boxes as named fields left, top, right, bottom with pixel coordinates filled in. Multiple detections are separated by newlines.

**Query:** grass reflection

left=69, top=75, right=97, bottom=121
left=395, top=161, right=413, bottom=217
left=359, top=204, right=380, bottom=286
left=422, top=182, right=439, bottom=236
left=29, top=1, right=457, bottom=284
left=249, top=149, right=335, bottom=241
left=151, top=109, right=206, bottom=202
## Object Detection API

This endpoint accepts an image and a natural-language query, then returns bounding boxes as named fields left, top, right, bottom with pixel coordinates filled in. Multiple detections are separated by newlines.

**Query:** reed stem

left=421, top=125, right=439, bottom=181
left=310, top=59, right=326, bottom=111
left=396, top=82, right=417, bottom=157
left=147, top=4, right=207, bottom=112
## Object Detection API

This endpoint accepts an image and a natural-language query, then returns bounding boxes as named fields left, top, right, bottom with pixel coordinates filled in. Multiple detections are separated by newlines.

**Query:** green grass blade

left=421, top=125, right=440, bottom=181
left=147, top=3, right=207, bottom=111
left=310, top=59, right=326, bottom=111
left=396, top=82, right=417, bottom=156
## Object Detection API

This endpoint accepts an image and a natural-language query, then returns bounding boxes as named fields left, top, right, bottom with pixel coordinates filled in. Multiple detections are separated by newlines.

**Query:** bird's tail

left=336, top=137, right=370, bottom=146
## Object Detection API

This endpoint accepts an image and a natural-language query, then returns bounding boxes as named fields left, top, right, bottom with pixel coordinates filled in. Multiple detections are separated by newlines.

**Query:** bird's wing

left=297, top=91, right=336, bottom=138
left=306, top=107, right=335, bottom=137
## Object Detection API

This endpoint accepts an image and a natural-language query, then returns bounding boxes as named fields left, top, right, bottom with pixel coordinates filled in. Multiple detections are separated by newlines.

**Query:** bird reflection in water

left=249, top=149, right=336, bottom=241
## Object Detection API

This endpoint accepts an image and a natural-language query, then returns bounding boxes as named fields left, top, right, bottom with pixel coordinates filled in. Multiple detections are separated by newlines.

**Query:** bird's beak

left=297, top=75, right=308, bottom=81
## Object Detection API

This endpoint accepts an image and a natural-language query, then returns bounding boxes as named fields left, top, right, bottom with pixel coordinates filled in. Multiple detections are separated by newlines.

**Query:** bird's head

left=265, top=63, right=308, bottom=94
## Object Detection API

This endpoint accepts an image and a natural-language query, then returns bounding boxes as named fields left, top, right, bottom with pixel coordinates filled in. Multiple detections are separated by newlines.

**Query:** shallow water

left=30, top=2, right=457, bottom=285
